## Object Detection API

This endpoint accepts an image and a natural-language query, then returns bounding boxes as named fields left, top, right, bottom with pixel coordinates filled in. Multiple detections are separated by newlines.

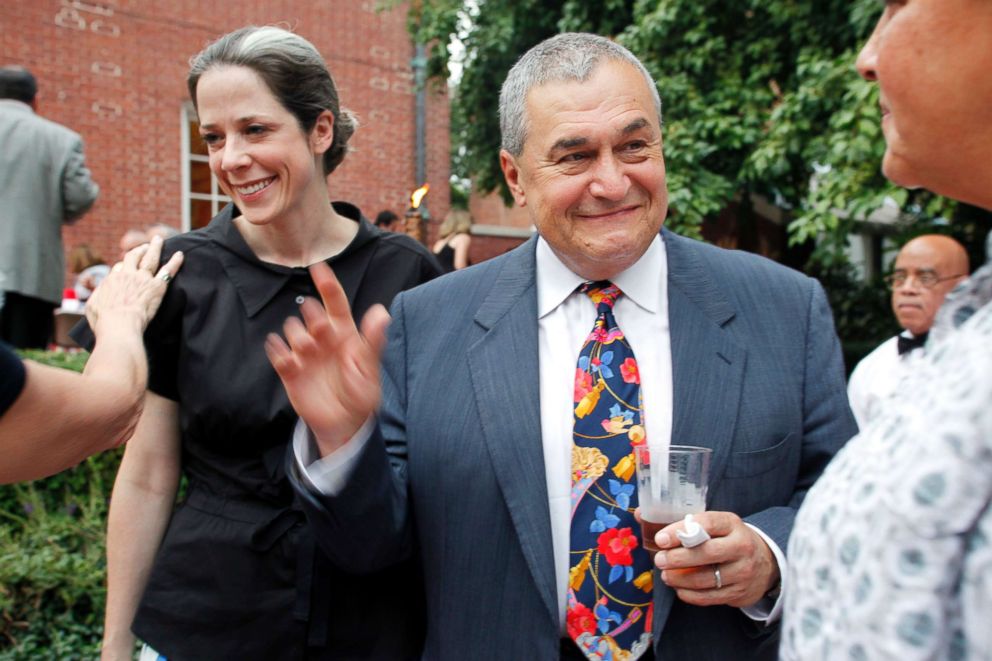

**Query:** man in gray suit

left=0, top=66, right=99, bottom=348
left=270, top=33, right=856, bottom=660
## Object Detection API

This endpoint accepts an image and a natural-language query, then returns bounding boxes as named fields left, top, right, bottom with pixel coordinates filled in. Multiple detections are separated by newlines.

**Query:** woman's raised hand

left=266, top=262, right=390, bottom=456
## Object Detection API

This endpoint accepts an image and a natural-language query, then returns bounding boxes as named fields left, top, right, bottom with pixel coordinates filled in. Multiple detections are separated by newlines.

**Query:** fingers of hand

left=661, top=563, right=727, bottom=592
left=660, top=530, right=770, bottom=605
left=139, top=235, right=164, bottom=271
left=359, top=304, right=391, bottom=360
left=669, top=558, right=764, bottom=608
left=154, top=251, right=184, bottom=283
left=655, top=534, right=722, bottom=571
left=282, top=316, right=320, bottom=360
left=654, top=516, right=700, bottom=550
left=299, top=298, right=334, bottom=346
left=689, top=511, right=740, bottom=538
left=309, top=262, right=353, bottom=327
left=265, top=333, right=299, bottom=379
left=656, top=511, right=744, bottom=557
left=661, top=559, right=755, bottom=608
left=122, top=242, right=150, bottom=269
left=673, top=580, right=746, bottom=608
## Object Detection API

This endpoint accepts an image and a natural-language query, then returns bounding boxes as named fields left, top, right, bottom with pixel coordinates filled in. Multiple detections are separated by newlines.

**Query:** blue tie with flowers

left=567, top=281, right=653, bottom=660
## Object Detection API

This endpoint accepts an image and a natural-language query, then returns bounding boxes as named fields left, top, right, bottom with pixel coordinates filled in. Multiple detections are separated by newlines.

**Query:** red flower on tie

left=620, top=357, right=640, bottom=384
left=574, top=368, right=593, bottom=402
left=567, top=602, right=597, bottom=640
left=597, top=527, right=638, bottom=566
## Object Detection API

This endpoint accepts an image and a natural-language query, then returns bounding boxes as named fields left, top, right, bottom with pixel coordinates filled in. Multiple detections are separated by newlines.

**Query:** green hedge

left=812, top=265, right=899, bottom=376
left=0, top=351, right=122, bottom=660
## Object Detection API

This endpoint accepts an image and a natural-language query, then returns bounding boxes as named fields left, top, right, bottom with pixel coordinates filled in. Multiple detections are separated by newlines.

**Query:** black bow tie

left=897, top=332, right=928, bottom=356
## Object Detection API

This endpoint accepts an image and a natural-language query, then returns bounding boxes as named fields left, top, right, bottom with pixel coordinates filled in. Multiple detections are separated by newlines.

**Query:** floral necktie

left=567, top=281, right=653, bottom=660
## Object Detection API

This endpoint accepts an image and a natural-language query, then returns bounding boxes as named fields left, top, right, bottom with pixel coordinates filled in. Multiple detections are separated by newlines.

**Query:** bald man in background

left=118, top=229, right=148, bottom=260
left=847, top=234, right=969, bottom=428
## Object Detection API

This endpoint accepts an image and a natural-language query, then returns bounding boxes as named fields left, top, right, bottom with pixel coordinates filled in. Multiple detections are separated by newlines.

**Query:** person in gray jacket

left=0, top=66, right=99, bottom=348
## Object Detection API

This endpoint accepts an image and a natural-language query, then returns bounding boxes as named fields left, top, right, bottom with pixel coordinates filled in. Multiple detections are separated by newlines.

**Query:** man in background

left=0, top=66, right=99, bottom=348
left=119, top=228, right=149, bottom=260
left=847, top=234, right=969, bottom=428
left=374, top=209, right=402, bottom=232
left=146, top=223, right=180, bottom=242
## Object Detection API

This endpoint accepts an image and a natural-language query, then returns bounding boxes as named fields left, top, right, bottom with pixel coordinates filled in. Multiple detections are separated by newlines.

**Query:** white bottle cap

left=675, top=513, right=711, bottom=548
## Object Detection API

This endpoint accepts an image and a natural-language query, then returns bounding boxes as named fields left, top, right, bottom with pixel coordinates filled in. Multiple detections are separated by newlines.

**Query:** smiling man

left=274, top=33, right=857, bottom=660
left=847, top=234, right=968, bottom=428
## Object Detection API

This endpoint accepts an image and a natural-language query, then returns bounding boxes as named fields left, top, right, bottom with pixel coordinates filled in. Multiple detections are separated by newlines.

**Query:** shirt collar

left=536, top=233, right=665, bottom=318
left=0, top=99, right=33, bottom=114
left=206, top=201, right=378, bottom=318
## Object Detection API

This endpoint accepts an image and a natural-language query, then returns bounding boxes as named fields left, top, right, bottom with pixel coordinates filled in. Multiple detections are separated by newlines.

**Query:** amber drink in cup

left=633, top=445, right=711, bottom=552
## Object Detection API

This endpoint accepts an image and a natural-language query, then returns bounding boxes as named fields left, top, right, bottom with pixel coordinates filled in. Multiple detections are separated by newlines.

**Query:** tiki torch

left=405, top=183, right=430, bottom=244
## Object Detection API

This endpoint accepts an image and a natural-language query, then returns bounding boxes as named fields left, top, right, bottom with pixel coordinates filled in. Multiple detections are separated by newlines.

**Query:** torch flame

left=410, top=183, right=430, bottom=209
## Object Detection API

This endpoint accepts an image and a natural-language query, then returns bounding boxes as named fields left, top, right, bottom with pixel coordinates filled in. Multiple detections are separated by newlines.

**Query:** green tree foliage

left=410, top=0, right=634, bottom=202
left=408, top=0, right=958, bottom=261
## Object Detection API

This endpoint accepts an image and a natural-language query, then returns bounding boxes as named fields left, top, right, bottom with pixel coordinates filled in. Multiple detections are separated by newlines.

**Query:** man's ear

left=310, top=110, right=335, bottom=155
left=499, top=149, right=527, bottom=207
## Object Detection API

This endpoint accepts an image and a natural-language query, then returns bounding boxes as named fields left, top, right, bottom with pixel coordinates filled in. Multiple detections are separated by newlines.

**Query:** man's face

left=856, top=0, right=992, bottom=199
left=890, top=239, right=967, bottom=336
left=499, top=60, right=668, bottom=281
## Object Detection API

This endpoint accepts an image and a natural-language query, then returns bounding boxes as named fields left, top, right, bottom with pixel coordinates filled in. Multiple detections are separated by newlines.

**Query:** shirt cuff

left=739, top=523, right=786, bottom=624
left=292, top=416, right=375, bottom=496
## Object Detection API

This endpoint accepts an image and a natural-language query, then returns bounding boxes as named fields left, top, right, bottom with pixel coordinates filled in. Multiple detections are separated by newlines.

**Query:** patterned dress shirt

left=782, top=254, right=992, bottom=660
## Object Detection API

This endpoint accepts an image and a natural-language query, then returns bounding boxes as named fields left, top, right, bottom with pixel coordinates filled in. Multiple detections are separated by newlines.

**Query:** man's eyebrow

left=547, top=118, right=653, bottom=155
left=621, top=118, right=650, bottom=135
left=549, top=136, right=588, bottom=154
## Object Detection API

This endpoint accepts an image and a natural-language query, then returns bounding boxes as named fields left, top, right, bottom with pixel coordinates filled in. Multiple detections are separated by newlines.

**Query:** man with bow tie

left=847, top=234, right=969, bottom=429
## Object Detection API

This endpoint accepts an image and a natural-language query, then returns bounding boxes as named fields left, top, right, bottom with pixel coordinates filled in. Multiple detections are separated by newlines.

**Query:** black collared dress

left=75, top=202, right=441, bottom=660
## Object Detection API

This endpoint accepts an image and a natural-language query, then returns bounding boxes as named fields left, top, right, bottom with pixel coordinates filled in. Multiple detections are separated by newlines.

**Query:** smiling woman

left=77, top=26, right=442, bottom=661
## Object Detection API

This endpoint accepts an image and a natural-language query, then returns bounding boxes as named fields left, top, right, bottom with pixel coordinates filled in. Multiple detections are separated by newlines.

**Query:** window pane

left=188, top=118, right=207, bottom=156
left=190, top=199, right=214, bottom=230
left=190, top=160, right=212, bottom=195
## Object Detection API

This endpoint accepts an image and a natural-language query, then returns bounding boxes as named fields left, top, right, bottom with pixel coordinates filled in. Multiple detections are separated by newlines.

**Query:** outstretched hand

left=86, top=235, right=184, bottom=335
left=265, top=262, right=391, bottom=456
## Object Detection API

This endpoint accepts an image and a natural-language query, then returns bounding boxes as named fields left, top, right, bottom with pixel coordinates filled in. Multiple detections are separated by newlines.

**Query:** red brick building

left=1, top=0, right=450, bottom=270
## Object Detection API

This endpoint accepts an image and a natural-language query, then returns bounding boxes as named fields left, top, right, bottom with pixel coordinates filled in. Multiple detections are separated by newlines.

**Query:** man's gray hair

left=498, top=33, right=661, bottom=157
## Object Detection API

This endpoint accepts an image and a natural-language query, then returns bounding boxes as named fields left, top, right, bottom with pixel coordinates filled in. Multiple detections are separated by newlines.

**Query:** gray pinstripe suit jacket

left=0, top=100, right=98, bottom=304
left=292, top=228, right=857, bottom=660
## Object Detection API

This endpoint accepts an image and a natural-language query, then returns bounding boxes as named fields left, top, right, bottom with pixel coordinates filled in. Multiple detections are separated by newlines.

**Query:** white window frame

left=181, top=104, right=231, bottom=231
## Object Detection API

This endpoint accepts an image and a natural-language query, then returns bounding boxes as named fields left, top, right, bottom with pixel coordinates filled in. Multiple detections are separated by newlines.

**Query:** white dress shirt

left=295, top=234, right=784, bottom=628
left=846, top=332, right=923, bottom=430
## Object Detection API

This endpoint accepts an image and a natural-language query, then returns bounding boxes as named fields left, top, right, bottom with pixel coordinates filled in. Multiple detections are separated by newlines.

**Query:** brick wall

left=467, top=187, right=533, bottom=264
left=1, top=0, right=449, bottom=272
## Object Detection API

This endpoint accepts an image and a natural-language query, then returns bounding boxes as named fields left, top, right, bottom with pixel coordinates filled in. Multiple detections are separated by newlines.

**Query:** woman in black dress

left=431, top=208, right=472, bottom=272
left=96, top=26, right=440, bottom=660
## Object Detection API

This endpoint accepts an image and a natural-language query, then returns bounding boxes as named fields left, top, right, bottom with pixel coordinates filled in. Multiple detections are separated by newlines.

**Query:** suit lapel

left=654, top=230, right=746, bottom=635
left=467, top=237, right=559, bottom=626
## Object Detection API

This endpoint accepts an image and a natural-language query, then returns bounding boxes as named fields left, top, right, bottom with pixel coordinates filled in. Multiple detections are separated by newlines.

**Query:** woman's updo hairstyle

left=187, top=26, right=358, bottom=175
